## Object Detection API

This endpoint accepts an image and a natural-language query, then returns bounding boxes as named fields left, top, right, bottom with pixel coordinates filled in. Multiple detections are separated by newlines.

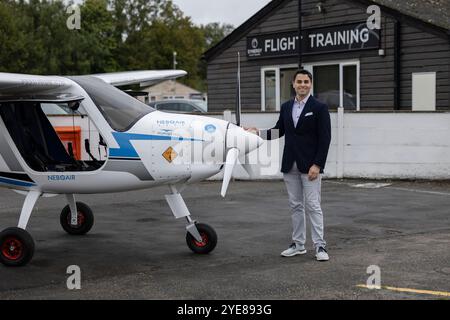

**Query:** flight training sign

left=247, top=22, right=380, bottom=59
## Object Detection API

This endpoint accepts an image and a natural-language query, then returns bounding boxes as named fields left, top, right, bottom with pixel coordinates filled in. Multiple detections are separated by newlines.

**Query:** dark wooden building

left=203, top=0, right=450, bottom=112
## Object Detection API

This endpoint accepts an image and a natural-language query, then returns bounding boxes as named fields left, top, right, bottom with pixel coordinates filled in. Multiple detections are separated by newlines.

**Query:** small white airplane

left=0, top=70, right=263, bottom=267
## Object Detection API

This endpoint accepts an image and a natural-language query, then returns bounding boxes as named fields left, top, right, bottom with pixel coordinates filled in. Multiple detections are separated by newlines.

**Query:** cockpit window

left=71, top=76, right=154, bottom=131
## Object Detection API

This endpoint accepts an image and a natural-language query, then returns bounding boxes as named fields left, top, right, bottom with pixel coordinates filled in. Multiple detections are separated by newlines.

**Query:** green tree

left=0, top=0, right=29, bottom=72
left=75, top=0, right=118, bottom=74
left=200, top=22, right=234, bottom=48
left=0, top=0, right=234, bottom=91
left=118, top=0, right=206, bottom=89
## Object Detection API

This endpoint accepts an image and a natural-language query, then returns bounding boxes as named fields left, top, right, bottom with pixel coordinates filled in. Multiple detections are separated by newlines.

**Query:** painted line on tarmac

left=325, top=181, right=450, bottom=196
left=357, top=284, right=450, bottom=297
left=385, top=187, right=450, bottom=197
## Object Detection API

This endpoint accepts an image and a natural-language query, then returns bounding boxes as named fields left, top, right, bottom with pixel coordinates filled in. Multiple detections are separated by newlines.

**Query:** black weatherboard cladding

left=204, top=0, right=450, bottom=112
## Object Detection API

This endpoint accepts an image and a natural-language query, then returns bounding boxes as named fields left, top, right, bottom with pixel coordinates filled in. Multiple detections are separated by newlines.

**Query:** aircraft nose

left=220, top=123, right=264, bottom=197
left=226, top=123, right=264, bottom=155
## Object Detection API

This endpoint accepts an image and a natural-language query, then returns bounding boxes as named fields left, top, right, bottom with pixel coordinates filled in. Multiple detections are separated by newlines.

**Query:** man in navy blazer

left=249, top=69, right=331, bottom=261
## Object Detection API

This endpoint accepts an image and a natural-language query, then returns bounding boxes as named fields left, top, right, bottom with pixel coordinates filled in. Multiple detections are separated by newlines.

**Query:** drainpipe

left=298, top=0, right=303, bottom=69
left=394, top=20, right=401, bottom=110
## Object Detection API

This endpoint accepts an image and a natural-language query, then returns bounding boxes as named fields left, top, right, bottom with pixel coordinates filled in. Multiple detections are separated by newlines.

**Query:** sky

left=70, top=0, right=273, bottom=27
left=171, top=0, right=272, bottom=27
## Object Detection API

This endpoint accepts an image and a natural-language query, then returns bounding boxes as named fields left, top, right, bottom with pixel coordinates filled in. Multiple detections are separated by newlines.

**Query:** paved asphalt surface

left=0, top=179, right=449, bottom=300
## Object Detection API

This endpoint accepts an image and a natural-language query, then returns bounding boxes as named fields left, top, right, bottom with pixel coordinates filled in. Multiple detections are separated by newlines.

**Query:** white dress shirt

left=292, top=93, right=311, bottom=128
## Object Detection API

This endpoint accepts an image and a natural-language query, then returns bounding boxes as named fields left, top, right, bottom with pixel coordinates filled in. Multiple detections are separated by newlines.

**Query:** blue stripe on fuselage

left=109, top=132, right=202, bottom=158
left=0, top=177, right=35, bottom=187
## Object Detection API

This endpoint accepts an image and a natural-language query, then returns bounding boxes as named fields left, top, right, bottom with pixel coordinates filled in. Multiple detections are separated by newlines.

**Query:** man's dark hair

left=293, top=69, right=313, bottom=82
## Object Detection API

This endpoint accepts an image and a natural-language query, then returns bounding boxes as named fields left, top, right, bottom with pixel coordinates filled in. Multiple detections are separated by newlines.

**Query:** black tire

left=0, top=227, right=35, bottom=267
left=60, top=202, right=94, bottom=235
left=186, top=223, right=217, bottom=254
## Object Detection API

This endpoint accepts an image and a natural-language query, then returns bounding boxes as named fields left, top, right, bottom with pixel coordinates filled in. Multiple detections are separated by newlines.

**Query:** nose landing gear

left=186, top=223, right=217, bottom=254
left=60, top=201, right=94, bottom=235
left=166, top=185, right=218, bottom=255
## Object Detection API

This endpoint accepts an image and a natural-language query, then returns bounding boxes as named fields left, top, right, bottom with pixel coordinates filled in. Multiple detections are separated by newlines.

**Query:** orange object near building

left=55, top=126, right=81, bottom=160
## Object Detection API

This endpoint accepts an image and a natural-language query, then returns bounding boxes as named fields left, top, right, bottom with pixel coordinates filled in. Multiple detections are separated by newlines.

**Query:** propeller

left=220, top=123, right=264, bottom=197
left=220, top=148, right=240, bottom=197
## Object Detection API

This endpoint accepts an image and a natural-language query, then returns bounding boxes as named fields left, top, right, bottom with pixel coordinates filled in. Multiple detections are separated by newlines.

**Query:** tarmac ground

left=0, top=179, right=449, bottom=300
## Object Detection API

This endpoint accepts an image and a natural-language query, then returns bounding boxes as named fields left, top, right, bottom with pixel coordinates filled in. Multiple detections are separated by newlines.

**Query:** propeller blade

left=221, top=148, right=240, bottom=197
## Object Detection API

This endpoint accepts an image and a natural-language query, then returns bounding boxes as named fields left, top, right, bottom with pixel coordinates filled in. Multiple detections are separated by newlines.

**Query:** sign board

left=247, top=22, right=380, bottom=59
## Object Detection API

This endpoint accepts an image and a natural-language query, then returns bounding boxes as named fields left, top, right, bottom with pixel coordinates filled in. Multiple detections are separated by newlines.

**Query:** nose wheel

left=60, top=202, right=94, bottom=235
left=186, top=223, right=217, bottom=254
left=0, top=227, right=35, bottom=267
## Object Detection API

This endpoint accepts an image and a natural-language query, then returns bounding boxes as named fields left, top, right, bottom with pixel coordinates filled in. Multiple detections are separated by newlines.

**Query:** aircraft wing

left=0, top=70, right=187, bottom=94
left=91, top=70, right=187, bottom=87
left=0, top=72, right=73, bottom=95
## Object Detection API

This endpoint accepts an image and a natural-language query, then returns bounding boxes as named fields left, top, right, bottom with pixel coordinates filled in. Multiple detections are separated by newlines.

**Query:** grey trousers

left=283, top=165, right=326, bottom=250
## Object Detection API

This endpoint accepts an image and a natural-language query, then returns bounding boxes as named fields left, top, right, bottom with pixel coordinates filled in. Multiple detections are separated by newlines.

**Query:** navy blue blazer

left=265, top=96, right=331, bottom=174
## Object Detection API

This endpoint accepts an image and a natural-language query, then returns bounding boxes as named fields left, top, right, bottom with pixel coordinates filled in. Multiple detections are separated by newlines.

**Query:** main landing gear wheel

left=186, top=223, right=217, bottom=254
left=60, top=202, right=94, bottom=235
left=0, top=227, right=35, bottom=267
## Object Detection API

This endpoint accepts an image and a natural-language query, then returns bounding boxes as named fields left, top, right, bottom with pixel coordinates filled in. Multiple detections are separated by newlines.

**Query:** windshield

left=71, top=76, right=154, bottom=131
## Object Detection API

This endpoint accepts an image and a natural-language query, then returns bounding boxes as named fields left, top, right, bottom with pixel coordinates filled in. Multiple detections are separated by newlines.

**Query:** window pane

left=158, top=103, right=178, bottom=111
left=313, top=65, right=339, bottom=108
left=179, top=103, right=196, bottom=112
left=264, top=70, right=276, bottom=111
left=343, top=65, right=357, bottom=109
left=280, top=68, right=297, bottom=104
left=41, top=103, right=72, bottom=115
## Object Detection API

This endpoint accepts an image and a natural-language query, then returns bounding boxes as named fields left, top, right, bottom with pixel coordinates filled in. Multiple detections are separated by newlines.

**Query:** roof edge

left=351, top=0, right=449, bottom=37
left=203, top=0, right=449, bottom=63
left=203, top=0, right=286, bottom=62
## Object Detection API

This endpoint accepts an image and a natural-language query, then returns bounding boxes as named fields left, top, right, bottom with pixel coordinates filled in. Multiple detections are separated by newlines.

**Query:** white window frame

left=303, top=59, right=360, bottom=111
left=163, top=95, right=187, bottom=100
left=261, top=64, right=298, bottom=112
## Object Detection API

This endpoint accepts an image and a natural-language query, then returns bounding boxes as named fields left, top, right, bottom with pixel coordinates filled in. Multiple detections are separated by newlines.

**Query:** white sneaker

left=281, top=243, right=307, bottom=257
left=315, top=247, right=329, bottom=261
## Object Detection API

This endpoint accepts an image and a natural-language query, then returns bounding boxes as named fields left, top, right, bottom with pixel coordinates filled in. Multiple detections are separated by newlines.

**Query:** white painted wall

left=341, top=112, right=450, bottom=179
left=47, top=111, right=450, bottom=180
left=207, top=110, right=450, bottom=180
